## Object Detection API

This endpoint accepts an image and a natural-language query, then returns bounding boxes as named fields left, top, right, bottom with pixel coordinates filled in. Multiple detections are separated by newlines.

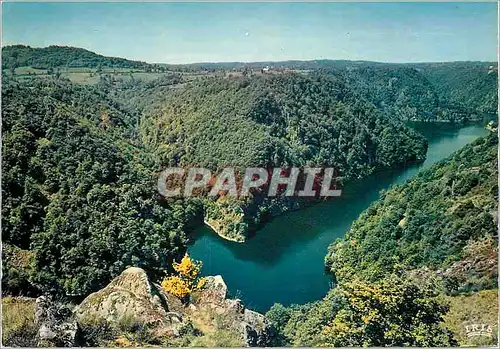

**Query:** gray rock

left=35, top=296, right=78, bottom=347
left=225, top=298, right=245, bottom=314
left=74, top=267, right=182, bottom=334
left=240, top=309, right=274, bottom=347
left=193, top=274, right=273, bottom=347
left=194, top=275, right=228, bottom=306
left=205, top=275, right=228, bottom=300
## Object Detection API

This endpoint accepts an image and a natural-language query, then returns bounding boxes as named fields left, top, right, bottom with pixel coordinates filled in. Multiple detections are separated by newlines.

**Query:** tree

left=268, top=275, right=457, bottom=347
left=1, top=78, right=192, bottom=296
left=326, top=134, right=498, bottom=292
left=320, top=276, right=457, bottom=347
left=161, top=254, right=206, bottom=300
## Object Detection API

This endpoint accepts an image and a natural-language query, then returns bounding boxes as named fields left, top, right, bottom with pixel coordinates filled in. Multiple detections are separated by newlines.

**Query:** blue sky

left=2, top=2, right=498, bottom=64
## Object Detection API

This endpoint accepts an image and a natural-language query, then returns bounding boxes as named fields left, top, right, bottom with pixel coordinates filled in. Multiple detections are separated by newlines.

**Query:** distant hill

left=2, top=45, right=497, bottom=118
left=339, top=66, right=440, bottom=121
left=1, top=45, right=151, bottom=70
left=159, top=59, right=497, bottom=117
left=159, top=58, right=496, bottom=73
left=158, top=59, right=392, bottom=71
left=339, top=63, right=498, bottom=121
left=414, top=62, right=498, bottom=115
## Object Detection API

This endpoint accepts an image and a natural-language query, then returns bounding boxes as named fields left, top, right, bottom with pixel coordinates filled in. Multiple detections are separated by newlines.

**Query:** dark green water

left=189, top=123, right=489, bottom=313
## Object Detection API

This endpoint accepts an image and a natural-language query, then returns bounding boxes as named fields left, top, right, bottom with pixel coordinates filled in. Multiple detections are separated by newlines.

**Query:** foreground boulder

left=35, top=296, right=78, bottom=347
left=74, top=267, right=273, bottom=346
left=74, top=267, right=183, bottom=335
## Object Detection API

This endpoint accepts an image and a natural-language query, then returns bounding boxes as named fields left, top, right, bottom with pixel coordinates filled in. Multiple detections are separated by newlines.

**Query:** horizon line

left=2, top=43, right=498, bottom=66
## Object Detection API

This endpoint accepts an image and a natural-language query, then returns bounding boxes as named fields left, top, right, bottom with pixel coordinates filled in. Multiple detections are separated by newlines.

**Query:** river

left=189, top=122, right=489, bottom=313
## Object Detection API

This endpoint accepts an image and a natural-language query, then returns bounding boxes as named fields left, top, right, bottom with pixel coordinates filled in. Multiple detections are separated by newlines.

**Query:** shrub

left=161, top=254, right=206, bottom=300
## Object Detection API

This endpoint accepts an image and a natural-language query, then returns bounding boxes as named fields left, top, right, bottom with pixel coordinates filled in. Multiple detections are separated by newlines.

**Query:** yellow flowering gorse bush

left=161, top=254, right=206, bottom=299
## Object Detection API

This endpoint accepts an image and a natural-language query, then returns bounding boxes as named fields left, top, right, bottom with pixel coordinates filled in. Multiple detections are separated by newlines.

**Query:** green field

left=4, top=66, right=217, bottom=85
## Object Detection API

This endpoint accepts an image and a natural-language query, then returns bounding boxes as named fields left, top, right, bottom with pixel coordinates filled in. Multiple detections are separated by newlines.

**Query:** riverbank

left=203, top=219, right=243, bottom=243
left=190, top=122, right=490, bottom=312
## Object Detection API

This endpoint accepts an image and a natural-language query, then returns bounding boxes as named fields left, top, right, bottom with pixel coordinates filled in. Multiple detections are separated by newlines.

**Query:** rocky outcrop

left=191, top=275, right=274, bottom=347
left=196, top=275, right=228, bottom=304
left=35, top=296, right=79, bottom=347
left=74, top=267, right=183, bottom=335
left=73, top=267, right=272, bottom=347
left=241, top=309, right=274, bottom=347
left=439, top=237, right=498, bottom=293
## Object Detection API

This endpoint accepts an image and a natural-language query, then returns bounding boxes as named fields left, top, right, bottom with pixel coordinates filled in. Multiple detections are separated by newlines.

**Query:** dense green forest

left=145, top=73, right=427, bottom=171
left=325, top=134, right=498, bottom=292
left=1, top=76, right=202, bottom=296
left=266, top=134, right=498, bottom=346
left=266, top=275, right=457, bottom=346
left=1, top=68, right=428, bottom=292
left=139, top=73, right=429, bottom=240
left=340, top=66, right=440, bottom=121
left=2, top=45, right=150, bottom=70
left=337, top=63, right=497, bottom=122
left=416, top=62, right=498, bottom=115
left=1, top=45, right=498, bottom=347
left=1, top=45, right=496, bottom=290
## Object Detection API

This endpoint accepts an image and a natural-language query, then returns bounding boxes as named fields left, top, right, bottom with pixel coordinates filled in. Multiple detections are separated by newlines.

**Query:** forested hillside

left=2, top=45, right=150, bottom=70
left=266, top=275, right=458, bottom=347
left=339, top=63, right=498, bottom=122
left=266, top=134, right=498, bottom=346
left=1, top=76, right=200, bottom=297
left=326, top=134, right=498, bottom=292
left=2, top=45, right=497, bottom=122
left=341, top=66, right=440, bottom=121
left=145, top=73, right=427, bottom=172
left=2, top=44, right=497, bottom=295
left=142, top=73, right=428, bottom=240
left=1, top=66, right=429, bottom=293
left=416, top=62, right=498, bottom=115
left=1, top=45, right=498, bottom=347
